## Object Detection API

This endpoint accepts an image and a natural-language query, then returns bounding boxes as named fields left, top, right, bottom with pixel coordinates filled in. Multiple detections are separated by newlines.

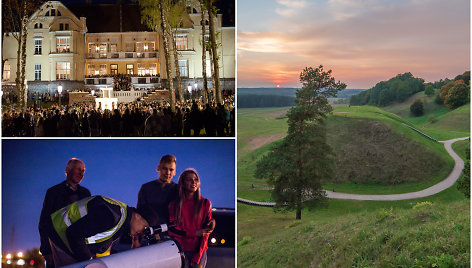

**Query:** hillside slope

left=238, top=198, right=470, bottom=267
left=383, top=92, right=470, bottom=140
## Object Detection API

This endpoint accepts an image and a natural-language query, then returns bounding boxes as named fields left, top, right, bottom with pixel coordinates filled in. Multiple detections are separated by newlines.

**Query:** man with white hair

left=39, top=158, right=91, bottom=268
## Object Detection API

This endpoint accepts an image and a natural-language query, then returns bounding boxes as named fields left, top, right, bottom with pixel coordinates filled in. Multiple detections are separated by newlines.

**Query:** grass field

left=238, top=188, right=469, bottom=267
left=237, top=106, right=455, bottom=194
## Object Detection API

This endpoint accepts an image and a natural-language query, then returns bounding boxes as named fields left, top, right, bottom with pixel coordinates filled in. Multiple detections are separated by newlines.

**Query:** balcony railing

left=84, top=75, right=160, bottom=86
left=86, top=51, right=158, bottom=59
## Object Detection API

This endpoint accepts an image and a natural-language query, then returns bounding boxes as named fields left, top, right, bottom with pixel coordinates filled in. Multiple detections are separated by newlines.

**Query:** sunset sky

left=238, top=0, right=470, bottom=89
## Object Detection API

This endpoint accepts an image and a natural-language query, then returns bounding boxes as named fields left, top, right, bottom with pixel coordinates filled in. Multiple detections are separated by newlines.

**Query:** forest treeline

left=350, top=71, right=470, bottom=107
left=237, top=94, right=295, bottom=108
left=350, top=72, right=425, bottom=106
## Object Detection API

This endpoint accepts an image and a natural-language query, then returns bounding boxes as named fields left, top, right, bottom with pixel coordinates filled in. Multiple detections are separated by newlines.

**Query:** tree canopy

left=255, top=65, right=346, bottom=219
left=440, top=80, right=470, bottom=109
left=350, top=72, right=424, bottom=106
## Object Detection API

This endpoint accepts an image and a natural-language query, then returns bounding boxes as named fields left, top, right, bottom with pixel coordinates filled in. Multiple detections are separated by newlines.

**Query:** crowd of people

left=2, top=96, right=235, bottom=137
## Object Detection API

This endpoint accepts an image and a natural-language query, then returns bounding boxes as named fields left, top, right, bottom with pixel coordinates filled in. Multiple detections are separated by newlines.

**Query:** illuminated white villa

left=2, top=0, right=235, bottom=105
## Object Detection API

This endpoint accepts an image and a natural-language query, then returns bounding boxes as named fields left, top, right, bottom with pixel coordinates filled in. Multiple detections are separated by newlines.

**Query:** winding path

left=237, top=137, right=469, bottom=205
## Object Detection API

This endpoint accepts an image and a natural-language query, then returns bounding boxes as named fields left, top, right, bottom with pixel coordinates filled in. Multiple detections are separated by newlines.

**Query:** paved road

left=237, top=137, right=469, bottom=205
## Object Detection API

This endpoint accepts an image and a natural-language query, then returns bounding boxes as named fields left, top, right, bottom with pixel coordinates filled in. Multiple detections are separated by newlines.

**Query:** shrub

left=376, top=207, right=394, bottom=222
left=424, top=85, right=435, bottom=96
left=413, top=201, right=433, bottom=209
left=410, top=99, right=424, bottom=116
left=427, top=114, right=437, bottom=123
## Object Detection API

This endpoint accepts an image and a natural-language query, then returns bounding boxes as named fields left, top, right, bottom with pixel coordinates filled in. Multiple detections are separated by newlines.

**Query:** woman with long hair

left=169, top=168, right=213, bottom=268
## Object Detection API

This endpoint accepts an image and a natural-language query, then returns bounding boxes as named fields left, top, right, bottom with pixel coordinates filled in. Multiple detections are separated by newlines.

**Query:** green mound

left=326, top=116, right=447, bottom=185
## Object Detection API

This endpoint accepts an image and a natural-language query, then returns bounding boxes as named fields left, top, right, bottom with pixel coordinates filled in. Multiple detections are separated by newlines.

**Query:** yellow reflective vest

left=50, top=196, right=127, bottom=252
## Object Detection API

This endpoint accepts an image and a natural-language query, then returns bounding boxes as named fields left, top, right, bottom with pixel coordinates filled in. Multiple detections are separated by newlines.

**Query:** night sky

left=2, top=139, right=235, bottom=253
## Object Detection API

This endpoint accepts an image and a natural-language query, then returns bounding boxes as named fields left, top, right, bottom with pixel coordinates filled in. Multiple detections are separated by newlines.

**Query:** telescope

left=62, top=224, right=184, bottom=268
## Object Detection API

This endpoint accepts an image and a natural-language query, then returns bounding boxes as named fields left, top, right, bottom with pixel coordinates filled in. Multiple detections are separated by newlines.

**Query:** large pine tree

left=256, top=65, right=346, bottom=219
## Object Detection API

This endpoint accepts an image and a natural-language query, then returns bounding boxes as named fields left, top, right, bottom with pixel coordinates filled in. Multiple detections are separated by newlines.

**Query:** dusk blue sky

left=2, top=139, right=235, bottom=253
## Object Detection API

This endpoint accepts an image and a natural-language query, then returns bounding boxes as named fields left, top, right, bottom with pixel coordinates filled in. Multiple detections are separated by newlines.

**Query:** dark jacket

left=137, top=180, right=178, bottom=224
left=39, top=181, right=91, bottom=256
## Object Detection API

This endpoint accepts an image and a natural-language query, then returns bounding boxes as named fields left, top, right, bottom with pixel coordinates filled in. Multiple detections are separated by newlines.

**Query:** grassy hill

left=383, top=91, right=470, bottom=140
left=238, top=193, right=469, bottom=267
left=237, top=106, right=454, bottom=194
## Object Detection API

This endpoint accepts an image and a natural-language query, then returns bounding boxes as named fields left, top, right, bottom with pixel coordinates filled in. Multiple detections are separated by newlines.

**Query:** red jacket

left=168, top=196, right=212, bottom=264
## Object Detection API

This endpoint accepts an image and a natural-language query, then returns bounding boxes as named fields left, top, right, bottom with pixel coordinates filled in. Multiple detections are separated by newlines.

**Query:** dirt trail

left=246, top=133, right=286, bottom=151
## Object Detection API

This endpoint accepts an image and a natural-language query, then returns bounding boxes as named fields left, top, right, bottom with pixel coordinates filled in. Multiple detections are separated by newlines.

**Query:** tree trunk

left=296, top=121, right=303, bottom=220
left=200, top=0, right=209, bottom=104
left=170, top=27, right=184, bottom=103
left=159, top=0, right=175, bottom=113
left=15, top=0, right=28, bottom=112
left=206, top=0, right=221, bottom=104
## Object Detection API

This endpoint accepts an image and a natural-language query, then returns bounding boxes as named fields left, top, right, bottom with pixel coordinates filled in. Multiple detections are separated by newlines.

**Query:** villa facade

left=2, top=0, right=235, bottom=102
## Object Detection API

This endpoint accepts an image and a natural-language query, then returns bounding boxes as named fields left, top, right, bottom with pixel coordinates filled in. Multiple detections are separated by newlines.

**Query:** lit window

left=178, top=60, right=188, bottom=77
left=126, top=64, right=134, bottom=75
left=136, top=42, right=144, bottom=52
left=88, top=43, right=97, bottom=54
left=3, top=62, right=11, bottom=81
left=56, top=62, right=70, bottom=80
left=99, top=64, right=107, bottom=75
left=149, top=63, right=157, bottom=76
left=34, top=64, right=41, bottom=81
left=175, top=35, right=188, bottom=50
left=99, top=43, right=107, bottom=58
left=56, top=37, right=70, bottom=53
left=35, top=39, right=42, bottom=55
left=111, top=64, right=118, bottom=75
left=137, top=63, right=146, bottom=75
left=110, top=44, right=117, bottom=53
left=88, top=65, right=95, bottom=76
